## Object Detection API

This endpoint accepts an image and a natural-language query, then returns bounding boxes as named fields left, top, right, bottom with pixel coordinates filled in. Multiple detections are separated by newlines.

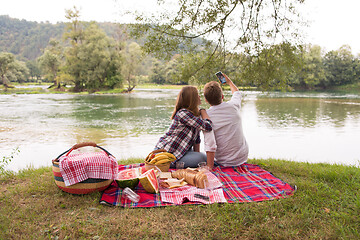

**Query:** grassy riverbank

left=1, top=82, right=360, bottom=94
left=1, top=158, right=359, bottom=239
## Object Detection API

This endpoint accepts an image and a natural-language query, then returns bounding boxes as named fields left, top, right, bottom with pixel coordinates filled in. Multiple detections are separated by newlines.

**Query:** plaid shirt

left=155, top=108, right=212, bottom=160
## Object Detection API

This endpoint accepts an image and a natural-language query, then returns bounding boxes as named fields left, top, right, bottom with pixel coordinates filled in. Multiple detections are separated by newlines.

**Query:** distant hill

left=0, top=15, right=65, bottom=61
left=0, top=15, right=130, bottom=61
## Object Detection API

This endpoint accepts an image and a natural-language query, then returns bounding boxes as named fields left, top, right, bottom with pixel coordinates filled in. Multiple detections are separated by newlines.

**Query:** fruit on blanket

left=148, top=154, right=168, bottom=164
left=145, top=151, right=176, bottom=165
left=156, top=159, right=172, bottom=165
left=139, top=168, right=159, bottom=193
left=116, top=167, right=142, bottom=189
left=145, top=149, right=166, bottom=162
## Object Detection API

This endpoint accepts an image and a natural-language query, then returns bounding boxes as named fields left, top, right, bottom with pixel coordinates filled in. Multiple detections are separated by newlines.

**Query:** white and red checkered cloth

left=59, top=152, right=118, bottom=186
left=160, top=171, right=227, bottom=205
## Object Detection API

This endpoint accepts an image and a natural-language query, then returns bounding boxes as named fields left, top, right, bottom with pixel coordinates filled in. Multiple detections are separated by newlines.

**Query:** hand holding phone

left=215, top=71, right=227, bottom=84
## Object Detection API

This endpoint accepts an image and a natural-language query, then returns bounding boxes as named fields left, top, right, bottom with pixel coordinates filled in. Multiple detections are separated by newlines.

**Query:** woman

left=154, top=86, right=212, bottom=168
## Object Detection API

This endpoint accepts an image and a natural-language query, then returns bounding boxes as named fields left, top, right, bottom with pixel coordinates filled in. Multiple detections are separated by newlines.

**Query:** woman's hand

left=199, top=108, right=210, bottom=120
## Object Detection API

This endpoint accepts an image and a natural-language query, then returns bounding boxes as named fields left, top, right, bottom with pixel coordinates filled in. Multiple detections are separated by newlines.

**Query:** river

left=1, top=89, right=359, bottom=171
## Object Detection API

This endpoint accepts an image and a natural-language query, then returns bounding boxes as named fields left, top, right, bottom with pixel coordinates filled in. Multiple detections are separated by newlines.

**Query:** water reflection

left=255, top=98, right=360, bottom=128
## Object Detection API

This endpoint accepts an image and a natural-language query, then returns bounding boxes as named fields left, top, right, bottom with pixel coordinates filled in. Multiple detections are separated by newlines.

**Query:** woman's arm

left=177, top=109, right=212, bottom=132
left=199, top=108, right=210, bottom=120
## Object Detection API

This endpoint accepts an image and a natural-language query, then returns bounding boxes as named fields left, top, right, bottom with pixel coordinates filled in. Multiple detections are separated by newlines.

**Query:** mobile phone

left=215, top=71, right=226, bottom=84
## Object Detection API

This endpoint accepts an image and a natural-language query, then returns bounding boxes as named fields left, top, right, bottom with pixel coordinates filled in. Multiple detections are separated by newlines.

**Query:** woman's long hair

left=171, top=86, right=200, bottom=119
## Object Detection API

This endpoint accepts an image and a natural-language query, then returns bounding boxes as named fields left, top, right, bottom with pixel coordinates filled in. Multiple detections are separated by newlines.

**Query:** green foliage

left=150, top=60, right=166, bottom=84
left=0, top=15, right=65, bottom=61
left=145, top=43, right=360, bottom=91
left=130, top=0, right=305, bottom=90
left=296, top=45, right=326, bottom=89
left=0, top=52, right=29, bottom=88
left=323, top=45, right=360, bottom=87
left=62, top=9, right=122, bottom=92
left=38, top=39, right=63, bottom=87
left=26, top=60, right=41, bottom=81
left=0, top=147, right=19, bottom=177
left=121, top=42, right=144, bottom=91
left=241, top=42, right=302, bottom=90
left=132, top=0, right=304, bottom=56
left=2, top=14, right=360, bottom=91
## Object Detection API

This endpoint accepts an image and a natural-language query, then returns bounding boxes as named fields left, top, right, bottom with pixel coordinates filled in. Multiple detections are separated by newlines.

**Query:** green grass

left=2, top=82, right=359, bottom=95
left=1, top=158, right=359, bottom=239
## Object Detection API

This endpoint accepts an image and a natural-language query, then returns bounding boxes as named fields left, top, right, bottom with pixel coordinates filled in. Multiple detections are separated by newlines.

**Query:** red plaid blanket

left=59, top=152, right=118, bottom=186
left=99, top=163, right=295, bottom=207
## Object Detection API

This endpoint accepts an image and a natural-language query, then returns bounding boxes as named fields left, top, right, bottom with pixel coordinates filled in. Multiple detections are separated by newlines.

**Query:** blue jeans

left=170, top=151, right=207, bottom=168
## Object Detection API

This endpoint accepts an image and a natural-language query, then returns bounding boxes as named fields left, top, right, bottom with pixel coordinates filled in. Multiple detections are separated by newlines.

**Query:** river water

left=1, top=89, right=359, bottom=171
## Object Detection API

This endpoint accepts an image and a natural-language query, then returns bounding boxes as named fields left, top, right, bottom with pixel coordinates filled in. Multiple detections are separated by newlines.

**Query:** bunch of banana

left=145, top=150, right=176, bottom=165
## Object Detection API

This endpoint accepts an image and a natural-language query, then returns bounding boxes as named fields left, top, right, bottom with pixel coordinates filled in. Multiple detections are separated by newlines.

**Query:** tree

left=77, top=22, right=122, bottom=92
left=150, top=60, right=166, bottom=84
left=7, top=60, right=29, bottom=83
left=26, top=60, right=41, bottom=81
left=63, top=7, right=85, bottom=92
left=164, top=54, right=184, bottom=84
left=38, top=39, right=63, bottom=88
left=323, top=45, right=359, bottom=87
left=63, top=8, right=122, bottom=92
left=0, top=52, right=15, bottom=89
left=241, top=42, right=302, bottom=90
left=130, top=0, right=305, bottom=89
left=296, top=45, right=326, bottom=89
left=0, top=52, right=28, bottom=88
left=121, top=42, right=143, bottom=92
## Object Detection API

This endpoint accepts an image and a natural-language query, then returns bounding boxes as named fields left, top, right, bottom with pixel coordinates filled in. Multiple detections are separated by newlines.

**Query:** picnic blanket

left=99, top=163, right=295, bottom=207
left=59, top=152, right=118, bottom=186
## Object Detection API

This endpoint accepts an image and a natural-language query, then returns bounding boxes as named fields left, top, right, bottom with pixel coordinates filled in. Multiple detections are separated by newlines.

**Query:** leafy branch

left=0, top=147, right=19, bottom=176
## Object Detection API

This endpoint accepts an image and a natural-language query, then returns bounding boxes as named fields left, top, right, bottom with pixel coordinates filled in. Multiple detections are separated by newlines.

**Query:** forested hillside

left=0, top=15, right=65, bottom=60
left=0, top=15, right=130, bottom=61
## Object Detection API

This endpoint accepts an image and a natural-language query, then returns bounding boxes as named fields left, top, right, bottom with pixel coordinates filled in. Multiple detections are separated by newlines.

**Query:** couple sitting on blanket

left=154, top=73, right=249, bottom=169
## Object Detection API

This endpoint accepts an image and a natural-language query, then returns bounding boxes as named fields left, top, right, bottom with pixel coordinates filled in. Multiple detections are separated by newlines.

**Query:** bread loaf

left=171, top=169, right=208, bottom=189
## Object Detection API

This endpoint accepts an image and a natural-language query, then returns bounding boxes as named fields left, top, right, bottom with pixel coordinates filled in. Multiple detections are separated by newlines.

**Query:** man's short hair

left=204, top=81, right=222, bottom=106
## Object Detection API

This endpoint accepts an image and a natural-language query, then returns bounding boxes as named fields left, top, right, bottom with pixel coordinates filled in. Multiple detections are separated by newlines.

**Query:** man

left=203, top=73, right=249, bottom=169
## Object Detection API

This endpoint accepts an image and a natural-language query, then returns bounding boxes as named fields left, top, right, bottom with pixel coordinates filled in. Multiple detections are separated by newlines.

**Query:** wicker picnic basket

left=144, top=149, right=172, bottom=172
left=52, top=142, right=114, bottom=194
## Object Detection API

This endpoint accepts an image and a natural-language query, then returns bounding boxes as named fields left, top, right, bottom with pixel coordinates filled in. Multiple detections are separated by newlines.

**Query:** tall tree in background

left=121, top=42, right=143, bottom=92
left=323, top=45, right=360, bottom=87
left=164, top=54, right=184, bottom=84
left=26, top=61, right=41, bottom=81
left=0, top=52, right=29, bottom=89
left=241, top=42, right=302, bottom=90
left=296, top=45, right=326, bottom=89
left=77, top=22, right=122, bottom=92
left=63, top=8, right=122, bottom=92
left=0, top=52, right=15, bottom=89
left=7, top=60, right=29, bottom=83
left=38, top=39, right=63, bottom=88
left=63, top=7, right=85, bottom=92
left=150, top=60, right=166, bottom=84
